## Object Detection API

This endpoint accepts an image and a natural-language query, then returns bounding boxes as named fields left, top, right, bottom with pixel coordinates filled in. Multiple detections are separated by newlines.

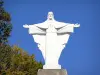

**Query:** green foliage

left=0, top=0, right=12, bottom=44
left=0, top=44, right=13, bottom=74
left=0, top=45, right=43, bottom=75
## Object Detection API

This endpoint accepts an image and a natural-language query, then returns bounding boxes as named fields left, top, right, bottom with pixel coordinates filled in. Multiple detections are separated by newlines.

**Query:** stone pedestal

left=37, top=69, right=68, bottom=75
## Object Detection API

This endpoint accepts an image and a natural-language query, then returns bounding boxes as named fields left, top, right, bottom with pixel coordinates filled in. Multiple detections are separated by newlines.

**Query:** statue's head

left=47, top=12, right=54, bottom=20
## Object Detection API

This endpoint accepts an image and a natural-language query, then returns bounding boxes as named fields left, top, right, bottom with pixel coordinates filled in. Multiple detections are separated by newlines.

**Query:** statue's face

left=48, top=12, right=54, bottom=20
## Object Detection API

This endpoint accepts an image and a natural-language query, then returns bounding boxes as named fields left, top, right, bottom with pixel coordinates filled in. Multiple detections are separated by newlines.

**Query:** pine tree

left=0, top=0, right=12, bottom=44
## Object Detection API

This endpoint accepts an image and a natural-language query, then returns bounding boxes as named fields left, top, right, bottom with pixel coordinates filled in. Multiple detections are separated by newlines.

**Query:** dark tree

left=0, top=0, right=12, bottom=44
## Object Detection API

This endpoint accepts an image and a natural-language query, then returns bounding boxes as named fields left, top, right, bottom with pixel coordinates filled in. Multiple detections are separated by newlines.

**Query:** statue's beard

left=49, top=18, right=52, bottom=20
left=48, top=17, right=54, bottom=20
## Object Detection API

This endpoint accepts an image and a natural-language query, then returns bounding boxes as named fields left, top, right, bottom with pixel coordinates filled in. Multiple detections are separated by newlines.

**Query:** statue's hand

left=23, top=24, right=29, bottom=28
left=74, top=23, right=80, bottom=27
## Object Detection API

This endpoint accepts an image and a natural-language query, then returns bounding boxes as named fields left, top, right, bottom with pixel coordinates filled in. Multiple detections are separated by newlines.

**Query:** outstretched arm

left=23, top=24, right=46, bottom=35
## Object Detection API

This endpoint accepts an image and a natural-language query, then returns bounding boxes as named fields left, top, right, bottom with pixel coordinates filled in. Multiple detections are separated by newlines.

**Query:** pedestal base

left=37, top=69, right=68, bottom=75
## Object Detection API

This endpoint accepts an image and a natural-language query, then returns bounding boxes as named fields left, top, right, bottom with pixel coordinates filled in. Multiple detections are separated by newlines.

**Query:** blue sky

left=4, top=0, right=100, bottom=75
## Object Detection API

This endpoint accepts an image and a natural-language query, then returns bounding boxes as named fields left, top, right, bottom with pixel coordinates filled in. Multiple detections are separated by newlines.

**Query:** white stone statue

left=23, top=12, right=80, bottom=69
